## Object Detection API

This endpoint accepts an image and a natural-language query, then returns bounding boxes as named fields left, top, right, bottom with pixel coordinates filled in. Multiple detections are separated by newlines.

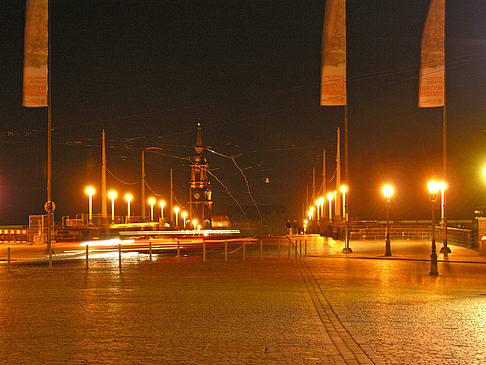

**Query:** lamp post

left=326, top=192, right=334, bottom=221
left=382, top=184, right=394, bottom=257
left=124, top=193, right=133, bottom=221
left=427, top=180, right=440, bottom=276
left=174, top=206, right=180, bottom=228
left=159, top=200, right=165, bottom=222
left=85, top=186, right=95, bottom=222
left=108, top=190, right=117, bottom=222
left=192, top=219, right=198, bottom=230
left=340, top=185, right=347, bottom=217
left=181, top=211, right=187, bottom=229
left=148, top=197, right=156, bottom=221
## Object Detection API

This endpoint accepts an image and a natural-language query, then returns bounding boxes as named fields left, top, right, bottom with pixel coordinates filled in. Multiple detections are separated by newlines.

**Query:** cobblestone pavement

left=1, top=238, right=485, bottom=364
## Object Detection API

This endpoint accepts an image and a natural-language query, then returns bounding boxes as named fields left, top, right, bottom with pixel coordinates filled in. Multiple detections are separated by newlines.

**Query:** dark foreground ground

left=1, top=237, right=485, bottom=364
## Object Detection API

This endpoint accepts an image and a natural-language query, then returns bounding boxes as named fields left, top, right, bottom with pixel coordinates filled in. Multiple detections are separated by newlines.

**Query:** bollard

left=243, top=241, right=246, bottom=261
left=177, top=239, right=180, bottom=263
left=203, top=239, right=206, bottom=263
left=86, top=245, right=89, bottom=269
left=49, top=245, right=53, bottom=268
left=305, top=240, right=307, bottom=258
left=149, top=241, right=152, bottom=263
left=299, top=240, right=302, bottom=259
left=224, top=240, right=228, bottom=262
left=288, top=238, right=291, bottom=259
left=8, top=247, right=11, bottom=273
left=118, top=244, right=122, bottom=269
left=260, top=239, right=263, bottom=259
left=278, top=241, right=281, bottom=259
left=294, top=239, right=297, bottom=259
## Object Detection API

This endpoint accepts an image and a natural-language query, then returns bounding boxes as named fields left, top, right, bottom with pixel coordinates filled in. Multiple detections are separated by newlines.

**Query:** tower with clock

left=189, top=123, right=212, bottom=228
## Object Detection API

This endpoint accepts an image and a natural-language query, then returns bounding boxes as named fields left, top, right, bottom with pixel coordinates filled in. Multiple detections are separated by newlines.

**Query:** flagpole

left=441, top=1, right=450, bottom=254
left=46, top=0, right=53, bottom=254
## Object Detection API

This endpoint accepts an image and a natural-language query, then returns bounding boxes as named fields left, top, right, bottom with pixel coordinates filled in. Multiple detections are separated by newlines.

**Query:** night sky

left=1, top=0, right=486, bottom=225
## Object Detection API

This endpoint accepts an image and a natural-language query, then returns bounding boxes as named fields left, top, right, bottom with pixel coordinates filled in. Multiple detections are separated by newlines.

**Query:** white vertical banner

left=320, top=0, right=346, bottom=106
left=419, top=0, right=445, bottom=108
left=23, top=0, right=48, bottom=108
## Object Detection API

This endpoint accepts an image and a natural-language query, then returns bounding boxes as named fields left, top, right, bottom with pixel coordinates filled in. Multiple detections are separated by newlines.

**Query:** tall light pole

left=148, top=197, right=156, bottom=221
left=181, top=211, right=187, bottom=229
left=340, top=185, right=351, bottom=253
left=427, top=180, right=440, bottom=276
left=382, top=184, right=394, bottom=257
left=125, top=193, right=133, bottom=221
left=108, top=190, right=117, bottom=222
left=159, top=200, right=166, bottom=222
left=174, top=207, right=180, bottom=228
left=439, top=181, right=450, bottom=254
left=85, top=186, right=95, bottom=222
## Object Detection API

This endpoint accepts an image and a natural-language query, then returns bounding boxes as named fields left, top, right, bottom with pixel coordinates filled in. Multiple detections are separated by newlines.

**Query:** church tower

left=189, top=123, right=212, bottom=228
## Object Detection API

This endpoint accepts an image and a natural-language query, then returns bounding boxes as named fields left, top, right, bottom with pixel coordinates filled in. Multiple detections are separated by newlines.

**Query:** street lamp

left=192, top=219, right=198, bottom=230
left=427, top=180, right=441, bottom=276
left=148, top=197, right=156, bottom=221
left=174, top=206, right=180, bottom=228
left=124, top=193, right=133, bottom=221
left=85, top=186, right=95, bottom=222
left=181, top=211, right=187, bottom=229
left=326, top=192, right=334, bottom=221
left=108, top=190, right=117, bottom=222
left=382, top=184, right=394, bottom=257
left=159, top=200, right=166, bottom=222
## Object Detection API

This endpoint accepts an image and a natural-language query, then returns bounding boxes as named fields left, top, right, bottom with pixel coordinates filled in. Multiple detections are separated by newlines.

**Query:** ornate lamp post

left=439, top=181, right=451, bottom=254
left=108, top=190, right=117, bottom=222
left=382, top=184, right=394, bottom=256
left=148, top=197, right=156, bottom=221
left=427, top=180, right=440, bottom=276
left=85, top=186, right=95, bottom=222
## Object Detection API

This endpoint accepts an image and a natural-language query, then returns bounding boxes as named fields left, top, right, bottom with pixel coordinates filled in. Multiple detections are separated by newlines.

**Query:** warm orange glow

left=427, top=180, right=441, bottom=195
left=85, top=186, right=95, bottom=196
left=124, top=193, right=133, bottom=202
left=382, top=184, right=394, bottom=199
left=340, top=185, right=348, bottom=193
left=174, top=206, right=180, bottom=213
left=108, top=190, right=117, bottom=200
left=440, top=181, right=447, bottom=191
left=159, top=200, right=166, bottom=207
left=148, top=197, right=156, bottom=205
left=326, top=192, right=334, bottom=201
left=181, top=211, right=187, bottom=218
left=192, top=219, right=198, bottom=230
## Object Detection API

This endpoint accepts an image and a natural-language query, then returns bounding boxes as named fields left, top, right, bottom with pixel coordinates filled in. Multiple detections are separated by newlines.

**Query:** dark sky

left=1, top=0, right=486, bottom=225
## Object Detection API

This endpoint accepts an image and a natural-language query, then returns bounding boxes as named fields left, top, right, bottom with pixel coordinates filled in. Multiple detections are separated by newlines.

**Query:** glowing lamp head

left=85, top=186, right=95, bottom=196
left=326, top=192, right=334, bottom=201
left=427, top=180, right=441, bottom=195
left=304, top=219, right=308, bottom=225
left=108, top=190, right=117, bottom=200
left=192, top=219, right=198, bottom=226
left=159, top=200, right=166, bottom=207
left=148, top=197, right=156, bottom=205
left=174, top=206, right=180, bottom=214
left=318, top=197, right=325, bottom=204
left=382, top=184, right=394, bottom=199
left=340, top=185, right=348, bottom=193
left=310, top=206, right=314, bottom=212
left=124, top=193, right=133, bottom=202
left=439, top=181, right=447, bottom=191
left=181, top=211, right=187, bottom=219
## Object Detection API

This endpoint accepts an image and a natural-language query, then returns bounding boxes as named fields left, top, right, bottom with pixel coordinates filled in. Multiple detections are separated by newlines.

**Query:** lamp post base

left=440, top=246, right=451, bottom=254
left=430, top=251, right=439, bottom=276
left=385, top=238, right=391, bottom=256
left=341, top=247, right=353, bottom=254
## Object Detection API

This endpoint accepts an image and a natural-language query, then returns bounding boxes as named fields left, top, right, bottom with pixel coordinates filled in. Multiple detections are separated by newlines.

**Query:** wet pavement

left=1, top=237, right=485, bottom=364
